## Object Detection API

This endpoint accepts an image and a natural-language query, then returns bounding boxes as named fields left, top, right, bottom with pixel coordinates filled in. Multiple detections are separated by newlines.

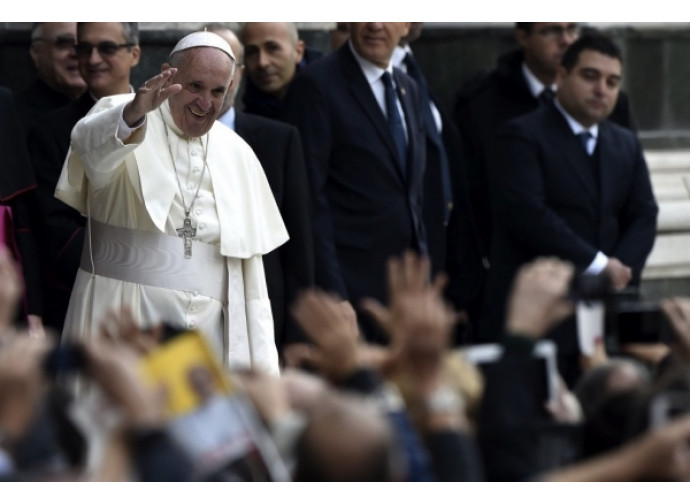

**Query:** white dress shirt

left=522, top=62, right=557, bottom=98
left=349, top=40, right=408, bottom=142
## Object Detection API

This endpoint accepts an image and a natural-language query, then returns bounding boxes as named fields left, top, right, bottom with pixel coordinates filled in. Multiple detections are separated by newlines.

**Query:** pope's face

left=166, top=47, right=234, bottom=138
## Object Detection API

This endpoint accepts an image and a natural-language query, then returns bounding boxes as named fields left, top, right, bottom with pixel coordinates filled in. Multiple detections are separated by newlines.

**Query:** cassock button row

left=195, top=208, right=204, bottom=215
left=187, top=320, right=196, bottom=329
left=199, top=223, right=206, bottom=230
left=191, top=150, right=200, bottom=157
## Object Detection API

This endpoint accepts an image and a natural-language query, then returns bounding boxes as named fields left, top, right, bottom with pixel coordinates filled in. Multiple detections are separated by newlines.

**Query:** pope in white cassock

left=55, top=31, right=288, bottom=374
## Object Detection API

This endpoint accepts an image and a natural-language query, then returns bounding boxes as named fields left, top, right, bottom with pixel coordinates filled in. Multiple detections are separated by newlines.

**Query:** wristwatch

left=425, top=386, right=464, bottom=416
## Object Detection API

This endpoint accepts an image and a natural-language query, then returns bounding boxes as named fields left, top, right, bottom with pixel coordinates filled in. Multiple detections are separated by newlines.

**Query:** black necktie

left=539, top=88, right=555, bottom=106
left=577, top=131, right=593, bottom=155
left=381, top=71, right=408, bottom=174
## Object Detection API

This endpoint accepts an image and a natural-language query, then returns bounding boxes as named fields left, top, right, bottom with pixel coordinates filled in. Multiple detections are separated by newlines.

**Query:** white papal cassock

left=55, top=94, right=288, bottom=374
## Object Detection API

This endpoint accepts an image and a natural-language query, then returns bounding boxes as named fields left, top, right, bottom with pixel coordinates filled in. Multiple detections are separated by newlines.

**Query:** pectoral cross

left=176, top=215, right=197, bottom=259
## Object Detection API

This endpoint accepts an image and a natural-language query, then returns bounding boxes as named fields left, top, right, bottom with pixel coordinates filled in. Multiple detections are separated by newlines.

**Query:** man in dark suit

left=393, top=23, right=484, bottom=343
left=284, top=22, right=427, bottom=343
left=28, top=22, right=140, bottom=332
left=484, top=33, right=658, bottom=385
left=453, top=23, right=637, bottom=343
left=208, top=25, right=314, bottom=355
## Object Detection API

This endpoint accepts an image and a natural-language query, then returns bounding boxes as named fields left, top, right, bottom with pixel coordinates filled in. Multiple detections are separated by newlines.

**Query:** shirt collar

left=391, top=44, right=411, bottom=70
left=522, top=62, right=556, bottom=99
left=554, top=98, right=599, bottom=139
left=217, top=106, right=236, bottom=131
left=349, top=39, right=395, bottom=85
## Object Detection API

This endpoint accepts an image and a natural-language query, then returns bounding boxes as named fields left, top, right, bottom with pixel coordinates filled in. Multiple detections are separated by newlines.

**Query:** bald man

left=240, top=22, right=320, bottom=120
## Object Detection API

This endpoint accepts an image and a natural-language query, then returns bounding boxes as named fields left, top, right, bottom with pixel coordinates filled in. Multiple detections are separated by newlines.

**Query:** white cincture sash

left=80, top=220, right=228, bottom=303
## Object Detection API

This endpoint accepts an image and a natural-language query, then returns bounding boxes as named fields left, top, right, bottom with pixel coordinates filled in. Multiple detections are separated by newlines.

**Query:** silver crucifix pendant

left=176, top=216, right=197, bottom=259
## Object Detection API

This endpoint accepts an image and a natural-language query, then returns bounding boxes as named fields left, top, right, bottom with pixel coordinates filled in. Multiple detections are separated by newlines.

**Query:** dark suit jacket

left=284, top=43, right=427, bottom=338
left=440, top=108, right=486, bottom=331
left=234, top=111, right=314, bottom=348
left=483, top=102, right=658, bottom=354
left=397, top=50, right=484, bottom=339
left=27, top=92, right=95, bottom=331
left=453, top=47, right=637, bottom=269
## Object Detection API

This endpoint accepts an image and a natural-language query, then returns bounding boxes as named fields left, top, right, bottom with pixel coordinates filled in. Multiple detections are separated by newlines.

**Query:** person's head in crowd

left=575, top=357, right=650, bottom=420
left=515, top=22, right=580, bottom=85
left=75, top=22, right=140, bottom=99
left=556, top=33, right=623, bottom=128
left=293, top=393, right=398, bottom=481
left=329, top=23, right=349, bottom=51
left=205, top=24, right=244, bottom=116
left=580, top=387, right=649, bottom=458
left=163, top=31, right=236, bottom=138
left=240, top=23, right=305, bottom=100
left=348, top=22, right=411, bottom=69
left=400, top=22, right=424, bottom=46
left=29, top=22, right=86, bottom=99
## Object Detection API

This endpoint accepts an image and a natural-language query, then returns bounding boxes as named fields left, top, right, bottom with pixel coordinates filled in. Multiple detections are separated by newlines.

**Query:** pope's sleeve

left=56, top=95, right=146, bottom=214
left=242, top=255, right=280, bottom=375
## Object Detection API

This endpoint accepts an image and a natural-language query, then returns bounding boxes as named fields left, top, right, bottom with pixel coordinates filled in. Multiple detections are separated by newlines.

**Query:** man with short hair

left=55, top=31, right=287, bottom=373
left=284, top=22, right=427, bottom=343
left=16, top=22, right=86, bottom=131
left=485, top=33, right=658, bottom=384
left=240, top=22, right=318, bottom=120
left=207, top=24, right=314, bottom=355
left=29, top=22, right=141, bottom=333
left=73, top=21, right=140, bottom=99
left=453, top=23, right=637, bottom=343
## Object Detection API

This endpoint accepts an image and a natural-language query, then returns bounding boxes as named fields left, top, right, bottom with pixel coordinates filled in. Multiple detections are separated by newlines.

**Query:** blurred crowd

left=2, top=248, right=690, bottom=482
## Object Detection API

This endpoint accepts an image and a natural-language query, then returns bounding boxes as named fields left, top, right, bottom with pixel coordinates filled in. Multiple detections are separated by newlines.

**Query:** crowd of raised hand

left=2, top=242, right=690, bottom=482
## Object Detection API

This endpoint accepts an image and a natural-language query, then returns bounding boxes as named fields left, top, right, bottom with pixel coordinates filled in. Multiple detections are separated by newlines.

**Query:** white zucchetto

left=170, top=31, right=235, bottom=61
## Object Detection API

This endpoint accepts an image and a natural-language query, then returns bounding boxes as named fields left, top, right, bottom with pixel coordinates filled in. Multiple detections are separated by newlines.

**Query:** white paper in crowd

left=576, top=300, right=605, bottom=356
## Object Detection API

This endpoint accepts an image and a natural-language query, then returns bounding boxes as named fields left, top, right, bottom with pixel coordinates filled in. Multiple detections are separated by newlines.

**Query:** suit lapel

left=340, top=46, right=407, bottom=183
left=596, top=122, right=616, bottom=220
left=234, top=111, right=245, bottom=135
left=234, top=111, right=253, bottom=139
left=394, top=69, right=424, bottom=194
left=548, top=106, right=599, bottom=207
